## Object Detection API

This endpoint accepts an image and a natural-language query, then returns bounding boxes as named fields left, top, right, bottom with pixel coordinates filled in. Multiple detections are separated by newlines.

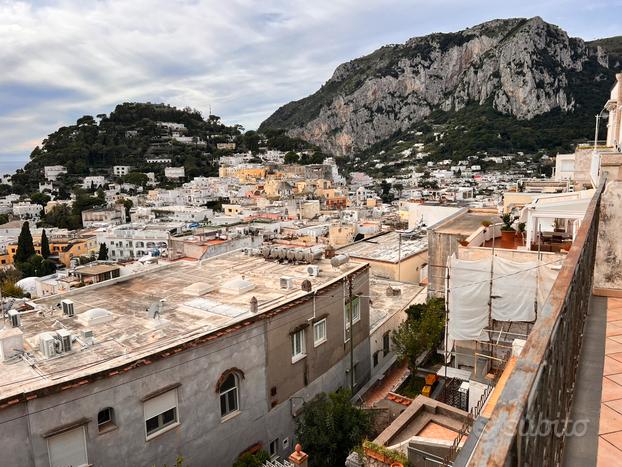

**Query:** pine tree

left=15, top=221, right=35, bottom=263
left=40, top=229, right=51, bottom=259
left=98, top=243, right=108, bottom=260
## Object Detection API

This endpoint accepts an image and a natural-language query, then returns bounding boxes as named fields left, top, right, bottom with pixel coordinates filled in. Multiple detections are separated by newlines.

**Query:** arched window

left=219, top=373, right=239, bottom=417
left=97, top=407, right=115, bottom=432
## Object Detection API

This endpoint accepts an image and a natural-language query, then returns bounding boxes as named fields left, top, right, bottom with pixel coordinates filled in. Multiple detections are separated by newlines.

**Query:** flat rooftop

left=74, top=263, right=120, bottom=275
left=369, top=278, right=426, bottom=331
left=431, top=210, right=499, bottom=236
left=338, top=231, right=428, bottom=263
left=0, top=251, right=364, bottom=400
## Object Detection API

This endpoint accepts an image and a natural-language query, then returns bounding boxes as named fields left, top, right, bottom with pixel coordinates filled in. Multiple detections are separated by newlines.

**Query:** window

left=291, top=329, right=306, bottom=362
left=344, top=297, right=361, bottom=342
left=47, top=426, right=88, bottom=467
left=269, top=438, right=279, bottom=459
left=345, top=297, right=361, bottom=326
left=220, top=373, right=239, bottom=417
left=144, top=388, right=179, bottom=439
left=383, top=331, right=390, bottom=356
left=373, top=351, right=379, bottom=367
left=313, top=319, right=327, bottom=347
left=97, top=407, right=115, bottom=432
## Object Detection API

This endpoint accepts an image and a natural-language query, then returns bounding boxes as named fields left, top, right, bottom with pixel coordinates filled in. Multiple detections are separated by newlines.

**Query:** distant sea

left=0, top=157, right=28, bottom=175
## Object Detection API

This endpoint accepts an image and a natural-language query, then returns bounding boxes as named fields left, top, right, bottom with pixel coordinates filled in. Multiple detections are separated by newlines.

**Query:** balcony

left=452, top=180, right=605, bottom=466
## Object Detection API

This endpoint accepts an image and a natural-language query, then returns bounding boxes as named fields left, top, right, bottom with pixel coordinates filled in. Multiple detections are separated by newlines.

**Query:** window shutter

left=144, top=389, right=177, bottom=420
left=48, top=426, right=88, bottom=467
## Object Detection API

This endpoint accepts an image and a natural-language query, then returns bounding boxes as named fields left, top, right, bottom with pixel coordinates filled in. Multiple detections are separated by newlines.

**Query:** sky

left=1, top=0, right=621, bottom=172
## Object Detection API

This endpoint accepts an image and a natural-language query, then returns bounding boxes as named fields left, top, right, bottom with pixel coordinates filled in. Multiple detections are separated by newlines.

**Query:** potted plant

left=500, top=214, right=516, bottom=242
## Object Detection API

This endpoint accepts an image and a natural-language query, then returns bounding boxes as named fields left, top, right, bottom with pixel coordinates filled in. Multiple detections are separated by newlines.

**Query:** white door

left=48, top=426, right=88, bottom=467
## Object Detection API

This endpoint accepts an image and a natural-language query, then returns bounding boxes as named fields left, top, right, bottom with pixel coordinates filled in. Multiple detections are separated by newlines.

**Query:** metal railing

left=460, top=179, right=605, bottom=466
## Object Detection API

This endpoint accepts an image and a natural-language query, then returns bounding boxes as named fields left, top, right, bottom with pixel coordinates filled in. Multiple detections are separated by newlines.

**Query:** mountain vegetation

left=260, top=18, right=622, bottom=161
left=10, top=103, right=316, bottom=198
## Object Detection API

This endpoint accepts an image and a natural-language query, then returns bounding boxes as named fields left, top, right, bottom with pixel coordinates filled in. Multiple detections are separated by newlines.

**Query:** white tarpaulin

left=491, top=257, right=538, bottom=321
left=448, top=255, right=560, bottom=341
left=447, top=255, right=490, bottom=340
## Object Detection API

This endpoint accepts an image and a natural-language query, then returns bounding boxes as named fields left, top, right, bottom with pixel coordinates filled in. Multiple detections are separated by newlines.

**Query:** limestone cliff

left=260, top=17, right=616, bottom=156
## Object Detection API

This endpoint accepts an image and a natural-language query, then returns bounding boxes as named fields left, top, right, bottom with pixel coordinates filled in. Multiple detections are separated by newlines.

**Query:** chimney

left=288, top=444, right=309, bottom=467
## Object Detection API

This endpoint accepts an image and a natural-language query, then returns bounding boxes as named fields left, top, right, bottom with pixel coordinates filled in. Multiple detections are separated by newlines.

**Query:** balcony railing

left=458, top=179, right=605, bottom=466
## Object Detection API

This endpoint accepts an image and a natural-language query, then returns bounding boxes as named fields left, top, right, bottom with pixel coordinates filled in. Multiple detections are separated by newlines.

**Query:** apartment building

left=43, top=165, right=67, bottom=181
left=6, top=236, right=98, bottom=267
left=81, top=205, right=126, bottom=227
left=164, top=167, right=185, bottom=179
left=96, top=225, right=170, bottom=260
left=0, top=251, right=370, bottom=466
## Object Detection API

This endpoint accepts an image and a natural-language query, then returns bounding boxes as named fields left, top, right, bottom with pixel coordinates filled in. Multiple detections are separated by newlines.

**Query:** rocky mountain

left=260, top=17, right=620, bottom=157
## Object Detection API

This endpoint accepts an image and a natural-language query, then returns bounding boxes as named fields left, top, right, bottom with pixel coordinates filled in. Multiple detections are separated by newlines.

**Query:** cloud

left=0, top=0, right=620, bottom=169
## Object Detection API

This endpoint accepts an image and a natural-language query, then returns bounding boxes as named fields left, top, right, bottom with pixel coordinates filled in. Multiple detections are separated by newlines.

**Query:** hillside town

left=0, top=72, right=619, bottom=466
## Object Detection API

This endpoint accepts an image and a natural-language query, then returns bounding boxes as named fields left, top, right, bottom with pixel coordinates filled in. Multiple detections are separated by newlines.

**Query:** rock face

left=259, top=17, right=613, bottom=156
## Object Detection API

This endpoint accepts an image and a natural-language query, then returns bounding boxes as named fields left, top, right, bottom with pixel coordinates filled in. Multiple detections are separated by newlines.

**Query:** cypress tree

left=41, top=229, right=51, bottom=259
left=98, top=243, right=108, bottom=260
left=15, top=221, right=35, bottom=263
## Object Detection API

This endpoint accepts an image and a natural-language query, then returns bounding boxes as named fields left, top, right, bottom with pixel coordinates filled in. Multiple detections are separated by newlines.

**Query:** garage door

left=48, top=426, right=88, bottom=467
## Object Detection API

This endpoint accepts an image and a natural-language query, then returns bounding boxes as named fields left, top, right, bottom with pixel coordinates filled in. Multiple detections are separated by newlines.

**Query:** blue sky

left=1, top=0, right=621, bottom=171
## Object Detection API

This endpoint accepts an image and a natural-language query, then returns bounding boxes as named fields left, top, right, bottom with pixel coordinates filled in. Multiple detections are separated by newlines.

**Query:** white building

left=113, top=166, right=132, bottom=177
left=38, top=182, right=53, bottom=192
left=151, top=206, right=214, bottom=223
left=146, top=157, right=172, bottom=164
left=43, top=165, right=67, bottom=181
left=554, top=154, right=576, bottom=182
left=82, top=176, right=107, bottom=189
left=12, top=202, right=42, bottom=220
left=165, top=167, right=185, bottom=179
left=97, top=225, right=170, bottom=260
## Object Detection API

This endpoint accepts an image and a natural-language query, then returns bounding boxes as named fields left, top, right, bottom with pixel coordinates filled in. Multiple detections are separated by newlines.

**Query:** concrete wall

left=427, top=230, right=458, bottom=299
left=351, top=253, right=428, bottom=284
left=0, top=271, right=374, bottom=467
left=369, top=290, right=426, bottom=380
left=8, top=321, right=267, bottom=467
left=595, top=179, right=622, bottom=291
left=266, top=271, right=371, bottom=406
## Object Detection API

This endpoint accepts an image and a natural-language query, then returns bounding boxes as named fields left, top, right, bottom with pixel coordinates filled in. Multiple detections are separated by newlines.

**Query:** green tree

left=15, top=221, right=35, bottom=263
left=284, top=151, right=299, bottom=164
left=40, top=229, right=51, bottom=259
left=380, top=180, right=394, bottom=203
left=98, top=243, right=109, bottom=260
left=0, top=214, right=8, bottom=225
left=392, top=298, right=445, bottom=370
left=45, top=204, right=81, bottom=230
left=123, top=172, right=149, bottom=187
left=30, top=192, right=51, bottom=206
left=296, top=390, right=372, bottom=467
left=1, top=281, right=25, bottom=298
left=117, top=198, right=133, bottom=220
left=232, top=450, right=270, bottom=467
left=27, top=255, right=55, bottom=277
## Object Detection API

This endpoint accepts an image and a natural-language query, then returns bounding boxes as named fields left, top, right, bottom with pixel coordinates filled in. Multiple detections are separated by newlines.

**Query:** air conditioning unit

left=81, top=329, right=93, bottom=340
left=61, top=299, right=75, bottom=317
left=57, top=329, right=72, bottom=353
left=39, top=334, right=57, bottom=358
left=8, top=309, right=20, bottom=328
left=307, top=265, right=320, bottom=277
left=280, top=276, right=294, bottom=290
